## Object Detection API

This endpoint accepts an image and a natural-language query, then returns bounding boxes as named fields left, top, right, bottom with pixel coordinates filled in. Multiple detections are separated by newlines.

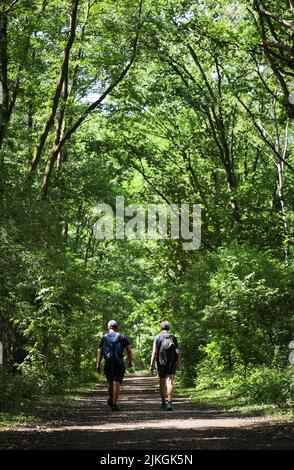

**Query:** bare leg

left=113, top=381, right=121, bottom=405
left=108, top=382, right=113, bottom=403
left=159, top=378, right=167, bottom=403
left=166, top=375, right=174, bottom=402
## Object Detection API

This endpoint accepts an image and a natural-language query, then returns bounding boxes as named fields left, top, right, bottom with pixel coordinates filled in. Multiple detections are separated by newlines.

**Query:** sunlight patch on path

left=18, top=416, right=268, bottom=433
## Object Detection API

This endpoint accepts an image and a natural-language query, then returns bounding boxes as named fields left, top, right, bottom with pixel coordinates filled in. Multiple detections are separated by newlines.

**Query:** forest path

left=1, top=374, right=294, bottom=450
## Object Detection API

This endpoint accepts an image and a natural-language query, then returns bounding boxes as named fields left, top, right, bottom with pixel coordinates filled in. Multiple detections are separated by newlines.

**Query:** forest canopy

left=0, top=0, right=294, bottom=403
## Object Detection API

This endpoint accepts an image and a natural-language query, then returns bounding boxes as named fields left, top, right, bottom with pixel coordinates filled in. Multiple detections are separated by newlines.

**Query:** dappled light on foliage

left=0, top=0, right=293, bottom=419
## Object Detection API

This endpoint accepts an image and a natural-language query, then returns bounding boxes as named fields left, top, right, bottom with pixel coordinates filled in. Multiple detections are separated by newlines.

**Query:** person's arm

left=175, top=337, right=180, bottom=371
left=176, top=348, right=180, bottom=371
left=96, top=346, right=103, bottom=373
left=149, top=340, right=158, bottom=372
left=126, top=344, right=132, bottom=368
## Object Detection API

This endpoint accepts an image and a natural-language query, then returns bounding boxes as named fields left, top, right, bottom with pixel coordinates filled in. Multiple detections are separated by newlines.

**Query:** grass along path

left=179, top=386, right=294, bottom=421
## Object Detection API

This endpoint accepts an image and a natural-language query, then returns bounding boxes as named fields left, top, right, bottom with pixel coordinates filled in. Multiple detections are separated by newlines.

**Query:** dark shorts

left=157, top=364, right=176, bottom=378
left=104, top=361, right=125, bottom=384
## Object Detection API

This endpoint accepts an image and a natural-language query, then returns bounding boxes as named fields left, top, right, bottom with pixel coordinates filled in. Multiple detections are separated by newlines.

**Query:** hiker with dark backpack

left=96, top=320, right=132, bottom=411
left=149, top=321, right=180, bottom=411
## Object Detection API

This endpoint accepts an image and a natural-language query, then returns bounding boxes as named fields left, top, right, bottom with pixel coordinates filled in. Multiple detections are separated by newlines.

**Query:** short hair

left=108, top=320, right=118, bottom=329
left=160, top=321, right=170, bottom=331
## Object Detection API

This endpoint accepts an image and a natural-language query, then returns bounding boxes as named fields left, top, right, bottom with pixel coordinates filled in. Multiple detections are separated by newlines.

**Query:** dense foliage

left=0, top=0, right=293, bottom=406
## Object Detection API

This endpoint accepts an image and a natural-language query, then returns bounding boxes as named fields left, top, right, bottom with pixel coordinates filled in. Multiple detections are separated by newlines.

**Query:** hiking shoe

left=166, top=402, right=173, bottom=411
left=107, top=398, right=113, bottom=406
left=160, top=402, right=167, bottom=410
left=111, top=404, right=120, bottom=411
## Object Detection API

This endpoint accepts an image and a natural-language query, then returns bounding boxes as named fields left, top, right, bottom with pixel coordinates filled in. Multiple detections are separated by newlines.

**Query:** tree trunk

left=274, top=117, right=289, bottom=260
left=28, top=0, right=79, bottom=175
left=0, top=13, right=9, bottom=151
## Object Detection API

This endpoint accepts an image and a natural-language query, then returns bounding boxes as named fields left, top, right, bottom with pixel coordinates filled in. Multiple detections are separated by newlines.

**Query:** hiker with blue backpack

left=149, top=321, right=180, bottom=411
left=96, top=320, right=132, bottom=411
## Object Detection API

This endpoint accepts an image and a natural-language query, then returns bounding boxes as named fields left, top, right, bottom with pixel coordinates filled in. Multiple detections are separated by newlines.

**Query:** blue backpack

left=103, top=333, right=123, bottom=364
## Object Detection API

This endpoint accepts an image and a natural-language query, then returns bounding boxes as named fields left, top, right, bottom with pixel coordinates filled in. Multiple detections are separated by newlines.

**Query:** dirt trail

left=0, top=374, right=293, bottom=450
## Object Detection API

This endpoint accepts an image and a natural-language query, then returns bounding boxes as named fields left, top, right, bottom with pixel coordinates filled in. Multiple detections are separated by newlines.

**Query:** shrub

left=233, top=367, right=294, bottom=406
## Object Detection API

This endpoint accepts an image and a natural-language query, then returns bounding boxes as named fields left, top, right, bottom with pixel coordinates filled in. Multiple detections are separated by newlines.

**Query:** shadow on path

left=0, top=375, right=293, bottom=450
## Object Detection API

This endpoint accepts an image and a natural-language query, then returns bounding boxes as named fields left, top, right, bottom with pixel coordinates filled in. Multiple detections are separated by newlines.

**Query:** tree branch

left=2, top=0, right=20, bottom=14
left=40, top=0, right=144, bottom=199
left=236, top=95, right=294, bottom=173
left=260, top=10, right=294, bottom=31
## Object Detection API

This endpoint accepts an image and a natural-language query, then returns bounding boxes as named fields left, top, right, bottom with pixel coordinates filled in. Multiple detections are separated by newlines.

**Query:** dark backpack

left=158, top=334, right=176, bottom=367
left=103, top=333, right=123, bottom=364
